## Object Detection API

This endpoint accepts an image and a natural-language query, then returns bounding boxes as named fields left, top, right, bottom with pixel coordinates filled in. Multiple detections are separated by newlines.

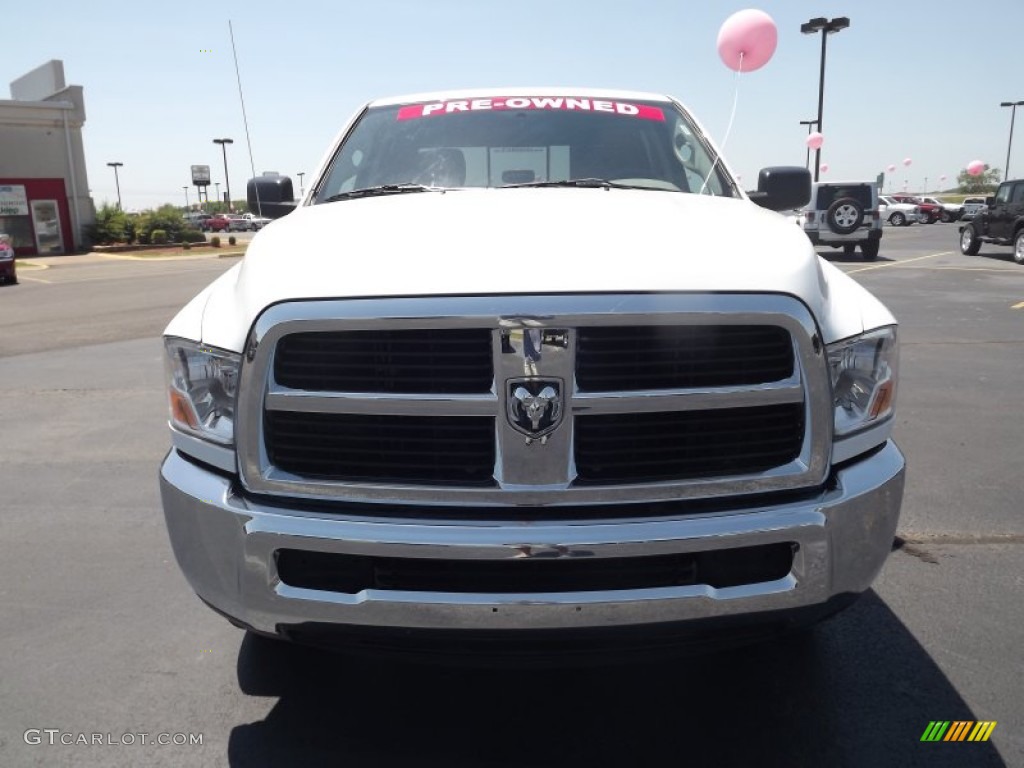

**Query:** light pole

left=801, top=16, right=850, bottom=182
left=297, top=172, right=306, bottom=198
left=215, top=182, right=221, bottom=208
left=183, top=186, right=189, bottom=209
left=1000, top=101, right=1024, bottom=179
left=213, top=138, right=234, bottom=210
left=107, top=162, right=124, bottom=210
left=799, top=119, right=818, bottom=170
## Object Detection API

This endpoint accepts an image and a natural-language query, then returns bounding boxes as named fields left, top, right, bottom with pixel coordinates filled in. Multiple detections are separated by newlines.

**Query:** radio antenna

left=229, top=20, right=262, bottom=217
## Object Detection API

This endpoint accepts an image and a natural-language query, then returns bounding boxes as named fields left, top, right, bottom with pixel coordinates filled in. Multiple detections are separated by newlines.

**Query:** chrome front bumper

left=159, top=442, right=904, bottom=636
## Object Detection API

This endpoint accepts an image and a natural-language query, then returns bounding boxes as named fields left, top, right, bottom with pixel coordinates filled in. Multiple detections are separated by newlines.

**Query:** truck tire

left=843, top=243, right=856, bottom=257
left=1015, top=229, right=1024, bottom=264
left=827, top=198, right=864, bottom=235
left=960, top=225, right=981, bottom=256
left=888, top=212, right=905, bottom=227
left=861, top=240, right=880, bottom=261
left=940, top=210, right=953, bottom=223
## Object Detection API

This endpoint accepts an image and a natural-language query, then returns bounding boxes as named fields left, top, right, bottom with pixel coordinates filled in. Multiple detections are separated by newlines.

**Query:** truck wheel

left=861, top=240, right=880, bottom=261
left=1015, top=230, right=1024, bottom=264
left=960, top=225, right=981, bottom=256
left=843, top=244, right=856, bottom=257
left=826, top=198, right=864, bottom=235
left=940, top=210, right=953, bottom=223
left=889, top=212, right=905, bottom=227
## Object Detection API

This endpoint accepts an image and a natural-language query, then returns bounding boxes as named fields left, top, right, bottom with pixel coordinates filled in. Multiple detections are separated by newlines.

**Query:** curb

left=100, top=249, right=246, bottom=262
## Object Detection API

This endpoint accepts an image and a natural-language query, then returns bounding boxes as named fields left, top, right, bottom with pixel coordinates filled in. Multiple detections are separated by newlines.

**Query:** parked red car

left=0, top=233, right=16, bottom=285
left=202, top=214, right=232, bottom=232
left=892, top=194, right=941, bottom=223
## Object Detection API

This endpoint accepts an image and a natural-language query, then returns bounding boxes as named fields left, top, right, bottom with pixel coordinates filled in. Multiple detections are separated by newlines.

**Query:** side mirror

left=748, top=167, right=811, bottom=211
left=985, top=196, right=995, bottom=206
left=247, top=174, right=297, bottom=220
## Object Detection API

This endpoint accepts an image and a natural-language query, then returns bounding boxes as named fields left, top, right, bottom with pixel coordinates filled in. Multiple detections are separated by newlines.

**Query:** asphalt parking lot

left=0, top=224, right=1021, bottom=767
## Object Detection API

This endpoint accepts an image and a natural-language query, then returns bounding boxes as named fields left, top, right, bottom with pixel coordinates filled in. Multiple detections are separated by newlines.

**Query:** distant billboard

left=191, top=165, right=211, bottom=186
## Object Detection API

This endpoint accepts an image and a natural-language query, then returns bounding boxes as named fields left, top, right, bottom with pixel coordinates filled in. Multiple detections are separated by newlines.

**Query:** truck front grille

left=274, top=328, right=493, bottom=394
left=576, top=325, right=793, bottom=391
left=238, top=295, right=830, bottom=510
left=265, top=412, right=495, bottom=486
left=574, top=404, right=804, bottom=484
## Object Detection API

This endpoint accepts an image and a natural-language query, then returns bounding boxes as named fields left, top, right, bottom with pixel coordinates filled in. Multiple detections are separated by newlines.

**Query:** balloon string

left=700, top=52, right=743, bottom=195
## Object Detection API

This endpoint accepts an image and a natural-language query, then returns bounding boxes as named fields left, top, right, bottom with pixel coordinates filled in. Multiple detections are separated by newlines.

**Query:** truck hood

left=181, top=189, right=888, bottom=351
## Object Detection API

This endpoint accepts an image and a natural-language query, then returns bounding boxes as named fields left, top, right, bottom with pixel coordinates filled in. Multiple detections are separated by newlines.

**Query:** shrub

left=151, top=229, right=168, bottom=245
left=210, top=236, right=221, bottom=248
left=181, top=229, right=205, bottom=243
left=183, top=242, right=192, bottom=250
left=228, top=236, right=237, bottom=246
left=86, top=203, right=130, bottom=245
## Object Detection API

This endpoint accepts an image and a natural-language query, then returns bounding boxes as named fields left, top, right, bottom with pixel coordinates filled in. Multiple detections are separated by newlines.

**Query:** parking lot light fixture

left=1000, top=101, right=1024, bottom=179
left=297, top=172, right=306, bottom=198
left=799, top=119, right=818, bottom=170
left=107, top=162, right=124, bottom=210
left=801, top=16, right=850, bottom=182
left=213, top=138, right=234, bottom=211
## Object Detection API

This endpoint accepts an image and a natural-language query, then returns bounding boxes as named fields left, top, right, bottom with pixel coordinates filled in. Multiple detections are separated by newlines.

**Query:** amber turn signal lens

left=169, top=388, right=200, bottom=430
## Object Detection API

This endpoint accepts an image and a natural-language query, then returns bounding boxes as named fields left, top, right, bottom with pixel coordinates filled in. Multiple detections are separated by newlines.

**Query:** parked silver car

left=961, top=197, right=987, bottom=220
left=878, top=195, right=919, bottom=227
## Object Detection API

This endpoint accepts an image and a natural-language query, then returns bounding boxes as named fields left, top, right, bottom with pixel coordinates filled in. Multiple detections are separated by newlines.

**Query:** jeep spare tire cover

left=826, top=197, right=864, bottom=235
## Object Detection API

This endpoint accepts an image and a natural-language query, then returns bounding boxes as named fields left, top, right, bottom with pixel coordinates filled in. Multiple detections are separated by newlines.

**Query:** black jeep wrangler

left=959, top=180, right=1024, bottom=264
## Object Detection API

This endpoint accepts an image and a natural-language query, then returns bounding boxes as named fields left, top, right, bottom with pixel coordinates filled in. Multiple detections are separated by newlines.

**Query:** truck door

left=1009, top=182, right=1024, bottom=238
left=988, top=183, right=1013, bottom=240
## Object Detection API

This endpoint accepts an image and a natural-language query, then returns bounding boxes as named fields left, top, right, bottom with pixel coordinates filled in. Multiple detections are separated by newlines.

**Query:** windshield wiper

left=323, top=183, right=441, bottom=203
left=500, top=178, right=655, bottom=191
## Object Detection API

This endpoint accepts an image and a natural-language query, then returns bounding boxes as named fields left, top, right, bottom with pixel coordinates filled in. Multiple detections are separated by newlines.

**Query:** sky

left=6, top=0, right=1024, bottom=210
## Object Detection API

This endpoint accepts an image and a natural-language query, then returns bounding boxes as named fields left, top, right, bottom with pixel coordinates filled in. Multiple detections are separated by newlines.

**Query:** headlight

left=827, top=326, right=898, bottom=438
left=164, top=337, right=240, bottom=445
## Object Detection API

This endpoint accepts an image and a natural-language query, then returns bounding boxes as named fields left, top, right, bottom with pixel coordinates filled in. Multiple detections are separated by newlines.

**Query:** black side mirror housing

left=247, top=174, right=297, bottom=219
left=985, top=196, right=995, bottom=206
left=748, top=166, right=812, bottom=212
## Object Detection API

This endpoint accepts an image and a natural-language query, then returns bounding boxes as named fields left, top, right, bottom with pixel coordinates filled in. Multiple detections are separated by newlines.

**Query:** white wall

left=0, top=79, right=95, bottom=246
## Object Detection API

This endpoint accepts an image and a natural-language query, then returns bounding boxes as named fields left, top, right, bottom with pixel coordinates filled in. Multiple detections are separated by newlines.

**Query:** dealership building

left=0, top=60, right=95, bottom=255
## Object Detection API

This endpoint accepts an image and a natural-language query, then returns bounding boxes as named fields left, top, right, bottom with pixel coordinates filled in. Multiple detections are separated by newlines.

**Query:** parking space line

left=15, top=274, right=51, bottom=284
left=926, top=267, right=1024, bottom=274
left=846, top=251, right=952, bottom=275
left=1013, top=301, right=1024, bottom=309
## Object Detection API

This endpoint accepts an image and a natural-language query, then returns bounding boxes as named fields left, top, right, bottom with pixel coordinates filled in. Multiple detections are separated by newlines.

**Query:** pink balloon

left=806, top=131, right=824, bottom=150
left=903, top=157, right=912, bottom=167
left=967, top=160, right=985, bottom=177
left=717, top=10, right=778, bottom=73
left=887, top=164, right=896, bottom=173
left=819, top=163, right=829, bottom=174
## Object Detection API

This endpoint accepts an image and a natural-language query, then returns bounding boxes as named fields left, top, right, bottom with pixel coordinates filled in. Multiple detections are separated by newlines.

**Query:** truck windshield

left=314, top=96, right=737, bottom=201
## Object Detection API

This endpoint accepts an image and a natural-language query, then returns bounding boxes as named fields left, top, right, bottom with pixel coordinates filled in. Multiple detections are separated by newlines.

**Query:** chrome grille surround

left=237, top=294, right=832, bottom=507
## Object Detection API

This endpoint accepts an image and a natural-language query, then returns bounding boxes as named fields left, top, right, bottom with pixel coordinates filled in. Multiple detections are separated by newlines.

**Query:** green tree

left=86, top=202, right=131, bottom=244
left=957, top=165, right=1002, bottom=193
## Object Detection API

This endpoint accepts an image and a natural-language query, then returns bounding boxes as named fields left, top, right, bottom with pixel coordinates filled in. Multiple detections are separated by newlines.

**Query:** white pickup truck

left=159, top=88, right=904, bottom=658
left=235, top=212, right=272, bottom=231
